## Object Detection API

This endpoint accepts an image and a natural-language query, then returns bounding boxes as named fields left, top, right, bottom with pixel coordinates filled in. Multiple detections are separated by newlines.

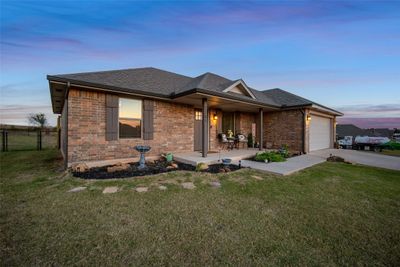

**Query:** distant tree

left=28, top=113, right=47, bottom=128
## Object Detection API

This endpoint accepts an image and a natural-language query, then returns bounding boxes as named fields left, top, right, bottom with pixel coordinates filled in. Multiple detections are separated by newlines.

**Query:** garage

left=309, top=115, right=332, bottom=151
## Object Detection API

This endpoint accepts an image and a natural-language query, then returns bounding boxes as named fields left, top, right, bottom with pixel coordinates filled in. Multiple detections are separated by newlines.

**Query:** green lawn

left=381, top=149, right=400, bottom=157
left=1, top=150, right=399, bottom=266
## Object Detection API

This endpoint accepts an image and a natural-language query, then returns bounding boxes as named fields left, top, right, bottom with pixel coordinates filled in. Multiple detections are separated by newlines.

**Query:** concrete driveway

left=310, top=149, right=400, bottom=171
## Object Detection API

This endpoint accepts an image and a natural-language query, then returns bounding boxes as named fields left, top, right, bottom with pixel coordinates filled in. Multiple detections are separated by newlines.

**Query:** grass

left=381, top=149, right=400, bottom=157
left=0, top=132, right=57, bottom=151
left=1, top=150, right=400, bottom=266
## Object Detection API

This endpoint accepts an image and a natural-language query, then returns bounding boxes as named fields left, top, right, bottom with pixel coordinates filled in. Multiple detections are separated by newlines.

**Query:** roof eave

left=47, top=75, right=172, bottom=100
left=280, top=103, right=343, bottom=116
left=171, top=88, right=280, bottom=110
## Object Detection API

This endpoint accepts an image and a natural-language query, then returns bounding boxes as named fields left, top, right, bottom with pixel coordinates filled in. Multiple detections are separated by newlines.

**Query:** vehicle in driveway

left=338, top=135, right=390, bottom=152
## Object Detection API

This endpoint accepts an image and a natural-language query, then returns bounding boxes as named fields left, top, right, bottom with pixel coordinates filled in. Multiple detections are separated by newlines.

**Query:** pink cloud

left=337, top=117, right=400, bottom=129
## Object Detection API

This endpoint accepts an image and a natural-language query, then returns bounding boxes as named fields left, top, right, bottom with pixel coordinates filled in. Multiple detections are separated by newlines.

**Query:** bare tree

left=28, top=113, right=47, bottom=128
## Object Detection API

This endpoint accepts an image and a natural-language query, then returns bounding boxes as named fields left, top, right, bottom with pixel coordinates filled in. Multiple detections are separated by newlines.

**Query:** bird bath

left=134, top=145, right=151, bottom=170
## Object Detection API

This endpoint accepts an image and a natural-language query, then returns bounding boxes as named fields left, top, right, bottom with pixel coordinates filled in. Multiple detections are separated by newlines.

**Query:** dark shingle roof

left=48, top=67, right=340, bottom=114
left=262, top=88, right=313, bottom=106
left=50, top=67, right=193, bottom=96
left=336, top=124, right=364, bottom=137
left=180, top=72, right=233, bottom=92
left=337, top=124, right=394, bottom=138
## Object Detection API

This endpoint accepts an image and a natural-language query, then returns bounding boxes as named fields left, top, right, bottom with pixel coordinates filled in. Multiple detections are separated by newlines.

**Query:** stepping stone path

left=210, top=181, right=221, bottom=188
left=252, top=175, right=263, bottom=180
left=158, top=185, right=167, bottom=190
left=68, top=186, right=87, bottom=193
left=181, top=182, right=196, bottom=189
left=135, top=187, right=148, bottom=193
left=103, top=186, right=119, bottom=194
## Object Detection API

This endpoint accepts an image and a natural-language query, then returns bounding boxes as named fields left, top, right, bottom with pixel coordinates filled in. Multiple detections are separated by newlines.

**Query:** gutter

left=281, top=103, right=343, bottom=116
left=47, top=76, right=171, bottom=101
left=172, top=88, right=281, bottom=110
left=300, top=109, right=307, bottom=154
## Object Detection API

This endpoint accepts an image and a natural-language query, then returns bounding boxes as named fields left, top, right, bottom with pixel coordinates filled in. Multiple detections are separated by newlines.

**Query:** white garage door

left=309, top=115, right=331, bottom=151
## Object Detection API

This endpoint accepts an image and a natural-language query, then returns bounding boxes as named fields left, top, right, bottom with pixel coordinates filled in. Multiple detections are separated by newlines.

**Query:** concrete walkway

left=310, top=149, right=400, bottom=171
left=239, top=148, right=400, bottom=176
left=239, top=154, right=325, bottom=176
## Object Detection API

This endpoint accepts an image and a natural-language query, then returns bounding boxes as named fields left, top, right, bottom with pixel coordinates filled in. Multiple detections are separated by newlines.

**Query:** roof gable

left=222, top=80, right=256, bottom=99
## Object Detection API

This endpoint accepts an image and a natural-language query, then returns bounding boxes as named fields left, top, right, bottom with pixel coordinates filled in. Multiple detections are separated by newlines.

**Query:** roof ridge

left=51, top=67, right=193, bottom=79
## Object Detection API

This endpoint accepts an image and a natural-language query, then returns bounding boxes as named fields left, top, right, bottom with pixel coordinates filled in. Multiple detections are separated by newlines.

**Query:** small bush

left=195, top=162, right=208, bottom=171
left=278, top=144, right=290, bottom=158
left=254, top=151, right=286, bottom=162
left=381, top=141, right=400, bottom=150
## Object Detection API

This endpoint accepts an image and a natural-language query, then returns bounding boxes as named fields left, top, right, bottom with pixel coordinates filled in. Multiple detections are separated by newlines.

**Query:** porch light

left=306, top=114, right=311, bottom=121
left=213, top=113, right=218, bottom=120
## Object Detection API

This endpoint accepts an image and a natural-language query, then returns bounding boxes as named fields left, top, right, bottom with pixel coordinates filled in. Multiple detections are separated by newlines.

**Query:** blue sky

left=1, top=0, right=399, bottom=128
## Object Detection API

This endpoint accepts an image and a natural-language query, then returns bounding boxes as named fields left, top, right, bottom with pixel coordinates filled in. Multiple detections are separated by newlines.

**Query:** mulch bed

left=72, top=160, right=241, bottom=179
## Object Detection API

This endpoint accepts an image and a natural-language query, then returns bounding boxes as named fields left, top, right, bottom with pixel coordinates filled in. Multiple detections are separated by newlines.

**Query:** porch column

left=259, top=108, right=263, bottom=151
left=202, top=98, right=209, bottom=157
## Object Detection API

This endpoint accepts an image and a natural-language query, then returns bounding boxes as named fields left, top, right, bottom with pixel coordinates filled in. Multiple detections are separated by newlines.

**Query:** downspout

left=64, top=81, right=70, bottom=169
left=300, top=109, right=306, bottom=154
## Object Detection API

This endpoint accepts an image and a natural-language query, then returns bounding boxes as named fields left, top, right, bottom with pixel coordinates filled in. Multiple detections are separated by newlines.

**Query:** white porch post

left=202, top=98, right=209, bottom=157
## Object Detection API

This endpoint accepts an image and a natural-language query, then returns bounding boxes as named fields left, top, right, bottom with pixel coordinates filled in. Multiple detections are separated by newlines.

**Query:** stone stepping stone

left=135, top=187, right=148, bottom=193
left=181, top=182, right=195, bottom=189
left=158, top=185, right=167, bottom=190
left=103, top=186, right=119, bottom=194
left=210, top=181, right=221, bottom=188
left=68, top=186, right=87, bottom=193
left=252, top=175, right=263, bottom=180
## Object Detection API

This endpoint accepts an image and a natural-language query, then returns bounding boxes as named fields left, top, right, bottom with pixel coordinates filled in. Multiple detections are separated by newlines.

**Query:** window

left=195, top=110, right=202, bottom=120
left=119, top=98, right=142, bottom=138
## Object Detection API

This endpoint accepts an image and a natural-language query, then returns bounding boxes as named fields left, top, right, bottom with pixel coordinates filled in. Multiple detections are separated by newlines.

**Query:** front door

left=194, top=110, right=203, bottom=151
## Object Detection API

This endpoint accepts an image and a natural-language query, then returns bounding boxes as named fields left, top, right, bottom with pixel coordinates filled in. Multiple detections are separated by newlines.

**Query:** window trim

left=118, top=97, right=143, bottom=140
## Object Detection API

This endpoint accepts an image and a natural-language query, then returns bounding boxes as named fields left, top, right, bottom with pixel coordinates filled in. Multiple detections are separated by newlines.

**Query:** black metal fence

left=1, top=128, right=59, bottom=152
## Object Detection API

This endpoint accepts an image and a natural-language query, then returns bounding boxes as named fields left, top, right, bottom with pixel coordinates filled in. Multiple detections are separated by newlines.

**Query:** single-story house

left=48, top=67, right=343, bottom=167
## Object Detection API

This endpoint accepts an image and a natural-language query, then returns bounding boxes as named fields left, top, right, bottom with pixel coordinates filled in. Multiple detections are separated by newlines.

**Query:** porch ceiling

left=172, top=93, right=278, bottom=112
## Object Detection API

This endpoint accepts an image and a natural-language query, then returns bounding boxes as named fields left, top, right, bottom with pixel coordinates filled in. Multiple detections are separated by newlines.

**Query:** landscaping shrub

left=195, top=162, right=208, bottom=171
left=254, top=151, right=286, bottom=162
left=382, top=141, right=400, bottom=150
left=278, top=144, right=290, bottom=158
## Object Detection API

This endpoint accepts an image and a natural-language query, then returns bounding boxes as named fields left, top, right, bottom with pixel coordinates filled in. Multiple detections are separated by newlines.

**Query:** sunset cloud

left=1, top=1, right=399, bottom=126
left=334, top=104, right=400, bottom=118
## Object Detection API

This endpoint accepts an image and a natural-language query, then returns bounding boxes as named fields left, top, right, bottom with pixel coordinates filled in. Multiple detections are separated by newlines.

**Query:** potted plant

left=227, top=129, right=233, bottom=138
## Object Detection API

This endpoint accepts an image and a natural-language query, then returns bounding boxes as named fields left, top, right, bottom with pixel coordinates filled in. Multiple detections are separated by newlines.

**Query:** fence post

left=2, top=130, right=8, bottom=152
left=37, top=130, right=42, bottom=151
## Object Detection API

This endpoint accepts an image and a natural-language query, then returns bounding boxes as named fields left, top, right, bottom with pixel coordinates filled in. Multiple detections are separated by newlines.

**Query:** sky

left=1, top=0, right=399, bottom=128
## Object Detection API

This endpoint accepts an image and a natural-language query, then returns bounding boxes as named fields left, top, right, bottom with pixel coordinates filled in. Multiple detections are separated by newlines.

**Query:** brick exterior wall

left=237, top=112, right=256, bottom=136
left=64, top=87, right=322, bottom=164
left=67, top=88, right=194, bottom=164
left=263, top=109, right=304, bottom=153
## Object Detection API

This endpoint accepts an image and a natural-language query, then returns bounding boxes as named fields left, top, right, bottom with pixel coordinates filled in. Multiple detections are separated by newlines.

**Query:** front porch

left=174, top=148, right=259, bottom=166
left=173, top=92, right=279, bottom=158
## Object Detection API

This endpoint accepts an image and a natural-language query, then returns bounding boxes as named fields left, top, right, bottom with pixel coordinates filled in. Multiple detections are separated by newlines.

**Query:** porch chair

left=218, top=133, right=234, bottom=150
left=236, top=134, right=248, bottom=149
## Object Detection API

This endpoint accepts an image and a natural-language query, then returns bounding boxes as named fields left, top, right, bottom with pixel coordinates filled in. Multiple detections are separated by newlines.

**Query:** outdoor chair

left=218, top=133, right=234, bottom=150
left=237, top=134, right=248, bottom=149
